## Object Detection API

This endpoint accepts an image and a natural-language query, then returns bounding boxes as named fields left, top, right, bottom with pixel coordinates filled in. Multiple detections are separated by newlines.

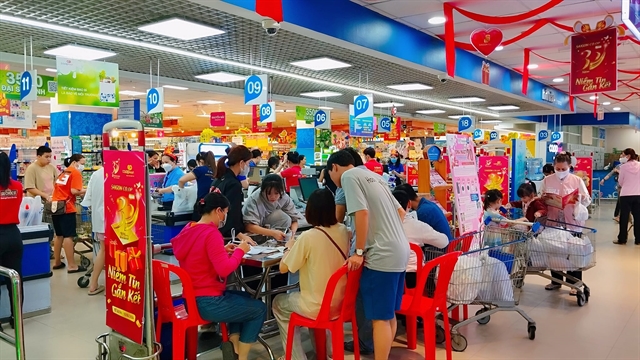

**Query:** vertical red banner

left=252, top=105, right=273, bottom=133
left=104, top=150, right=148, bottom=344
left=573, top=157, right=593, bottom=197
left=405, top=163, right=418, bottom=186
left=383, top=117, right=402, bottom=141
left=478, top=156, right=510, bottom=204
left=570, top=27, right=618, bottom=95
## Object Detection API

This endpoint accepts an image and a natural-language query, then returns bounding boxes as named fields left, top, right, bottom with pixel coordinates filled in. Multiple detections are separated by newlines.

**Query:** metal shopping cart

left=74, top=204, right=94, bottom=269
left=428, top=225, right=537, bottom=352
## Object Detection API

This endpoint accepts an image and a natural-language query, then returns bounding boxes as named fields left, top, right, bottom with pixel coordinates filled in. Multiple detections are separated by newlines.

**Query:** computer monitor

left=247, top=166, right=265, bottom=184
left=298, top=177, right=320, bottom=202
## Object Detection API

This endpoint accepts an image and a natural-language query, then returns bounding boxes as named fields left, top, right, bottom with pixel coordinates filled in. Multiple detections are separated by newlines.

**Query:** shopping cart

left=526, top=217, right=597, bottom=306
left=74, top=204, right=94, bottom=269
left=429, top=225, right=537, bottom=352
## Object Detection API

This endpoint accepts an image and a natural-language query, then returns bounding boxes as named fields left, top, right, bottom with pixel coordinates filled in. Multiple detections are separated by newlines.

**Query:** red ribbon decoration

left=453, top=0, right=563, bottom=24
left=569, top=96, right=575, bottom=112
left=255, top=0, right=283, bottom=23
left=522, top=49, right=530, bottom=95
left=444, top=3, right=456, bottom=78
left=593, top=93, right=598, bottom=118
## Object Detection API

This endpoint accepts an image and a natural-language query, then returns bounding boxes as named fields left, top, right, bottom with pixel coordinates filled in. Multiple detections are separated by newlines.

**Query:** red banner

left=570, top=27, right=618, bottom=95
left=210, top=112, right=226, bottom=127
left=478, top=156, right=509, bottom=204
left=252, top=105, right=272, bottom=133
left=383, top=117, right=402, bottom=141
left=104, top=150, right=148, bottom=344
left=573, top=157, right=593, bottom=197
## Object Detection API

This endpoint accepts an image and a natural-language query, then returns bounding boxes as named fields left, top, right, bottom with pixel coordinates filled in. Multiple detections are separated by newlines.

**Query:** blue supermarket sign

left=458, top=115, right=474, bottom=132
left=259, top=102, right=275, bottom=123
left=473, top=128, right=484, bottom=140
left=146, top=87, right=164, bottom=114
left=244, top=75, right=268, bottom=105
left=379, top=116, right=391, bottom=132
left=489, top=131, right=499, bottom=141
left=20, top=70, right=37, bottom=101
left=353, top=94, right=371, bottom=118
left=538, top=130, right=549, bottom=141
left=314, top=110, right=326, bottom=126
left=551, top=131, right=562, bottom=142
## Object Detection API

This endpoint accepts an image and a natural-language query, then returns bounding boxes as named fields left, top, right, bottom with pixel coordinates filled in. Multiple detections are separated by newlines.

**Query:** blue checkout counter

left=0, top=224, right=53, bottom=320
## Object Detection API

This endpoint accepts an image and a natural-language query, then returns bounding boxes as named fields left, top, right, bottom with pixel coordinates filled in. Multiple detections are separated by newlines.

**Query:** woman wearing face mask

left=601, top=155, right=625, bottom=222
left=154, top=153, right=184, bottom=210
left=614, top=148, right=640, bottom=245
left=540, top=152, right=591, bottom=294
left=171, top=192, right=265, bottom=360
left=213, top=145, right=253, bottom=237
left=507, top=182, right=547, bottom=222
left=387, top=151, right=405, bottom=183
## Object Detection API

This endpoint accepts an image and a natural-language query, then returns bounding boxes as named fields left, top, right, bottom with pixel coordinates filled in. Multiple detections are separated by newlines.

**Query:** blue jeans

left=196, top=290, right=267, bottom=344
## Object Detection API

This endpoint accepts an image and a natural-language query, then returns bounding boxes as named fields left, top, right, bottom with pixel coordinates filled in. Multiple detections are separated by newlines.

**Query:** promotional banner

left=0, top=70, right=56, bottom=100
left=104, top=150, right=147, bottom=344
left=252, top=105, right=273, bottom=133
left=446, top=134, right=482, bottom=235
left=434, top=122, right=446, bottom=136
left=574, top=157, right=593, bottom=197
left=349, top=104, right=373, bottom=138
left=210, top=112, right=225, bottom=127
left=383, top=117, right=402, bottom=141
left=0, top=100, right=35, bottom=129
left=570, top=27, right=618, bottom=95
left=510, top=139, right=527, bottom=201
left=56, top=57, right=119, bottom=107
left=314, top=109, right=331, bottom=129
left=296, top=106, right=320, bottom=125
left=478, top=156, right=509, bottom=204
left=0, top=93, right=9, bottom=117
left=141, top=112, right=163, bottom=129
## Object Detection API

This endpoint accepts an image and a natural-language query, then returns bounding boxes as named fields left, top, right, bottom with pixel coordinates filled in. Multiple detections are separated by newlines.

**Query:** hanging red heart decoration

left=470, top=28, right=504, bottom=57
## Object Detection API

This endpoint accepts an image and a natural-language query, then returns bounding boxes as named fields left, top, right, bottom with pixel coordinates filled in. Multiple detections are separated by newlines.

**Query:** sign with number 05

left=259, top=102, right=276, bottom=123
left=20, top=70, right=37, bottom=101
left=245, top=75, right=268, bottom=105
left=146, top=87, right=164, bottom=115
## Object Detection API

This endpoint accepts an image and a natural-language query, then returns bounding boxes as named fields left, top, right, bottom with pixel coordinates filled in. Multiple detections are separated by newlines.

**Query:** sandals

left=52, top=263, right=66, bottom=270
left=88, top=285, right=105, bottom=296
left=67, top=266, right=87, bottom=274
left=545, top=283, right=561, bottom=290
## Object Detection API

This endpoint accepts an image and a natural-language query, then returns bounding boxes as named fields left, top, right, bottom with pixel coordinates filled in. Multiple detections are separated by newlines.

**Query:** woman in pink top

left=171, top=192, right=265, bottom=360
left=615, top=148, right=640, bottom=245
left=540, top=152, right=591, bottom=295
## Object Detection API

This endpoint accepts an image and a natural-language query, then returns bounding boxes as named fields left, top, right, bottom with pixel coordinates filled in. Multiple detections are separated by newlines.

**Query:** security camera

left=262, top=19, right=281, bottom=36
left=438, top=74, right=449, bottom=83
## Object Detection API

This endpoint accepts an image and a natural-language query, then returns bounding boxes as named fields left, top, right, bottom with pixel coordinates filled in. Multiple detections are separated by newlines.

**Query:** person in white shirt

left=392, top=190, right=448, bottom=288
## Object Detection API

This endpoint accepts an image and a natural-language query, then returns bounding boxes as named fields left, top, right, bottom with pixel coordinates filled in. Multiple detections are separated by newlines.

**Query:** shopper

left=387, top=151, right=405, bottom=183
left=267, top=156, right=280, bottom=174
left=600, top=159, right=622, bottom=222
left=318, top=167, right=337, bottom=194
left=327, top=150, right=409, bottom=360
left=154, top=153, right=184, bottom=210
left=273, top=188, right=350, bottom=360
left=363, top=147, right=383, bottom=175
left=213, top=145, right=252, bottom=237
left=508, top=183, right=548, bottom=222
left=0, top=151, right=24, bottom=331
left=24, top=146, right=58, bottom=202
left=186, top=159, right=198, bottom=172
left=299, top=154, right=308, bottom=168
left=146, top=150, right=164, bottom=173
left=395, top=184, right=453, bottom=240
left=615, top=148, right=640, bottom=245
left=178, top=151, right=216, bottom=220
left=542, top=164, right=555, bottom=177
left=51, top=154, right=86, bottom=273
left=250, top=149, right=263, bottom=167
left=81, top=146, right=117, bottom=295
left=540, top=152, right=591, bottom=294
left=335, top=147, right=366, bottom=223
left=278, top=151, right=303, bottom=193
left=171, top=192, right=265, bottom=360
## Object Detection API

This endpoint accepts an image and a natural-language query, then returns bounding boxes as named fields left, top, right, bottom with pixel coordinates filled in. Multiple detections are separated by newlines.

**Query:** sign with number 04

left=259, top=102, right=276, bottom=123
left=245, top=75, right=268, bottom=105
left=146, top=87, right=164, bottom=115
left=20, top=70, right=37, bottom=101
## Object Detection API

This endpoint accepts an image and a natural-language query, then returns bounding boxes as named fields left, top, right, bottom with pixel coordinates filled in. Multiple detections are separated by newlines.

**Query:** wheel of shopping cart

left=80, top=256, right=91, bottom=269
left=77, top=276, right=90, bottom=288
left=435, top=325, right=445, bottom=344
left=583, top=286, right=591, bottom=302
left=475, top=308, right=491, bottom=325
left=576, top=291, right=587, bottom=307
left=528, top=322, right=536, bottom=340
left=451, top=333, right=468, bottom=352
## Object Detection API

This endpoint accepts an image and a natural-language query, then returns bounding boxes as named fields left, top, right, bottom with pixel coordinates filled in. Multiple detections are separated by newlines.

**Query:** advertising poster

left=434, top=123, right=446, bottom=136
left=446, top=134, right=482, bottom=235
left=0, top=100, right=35, bottom=129
left=56, top=57, right=120, bottom=107
left=574, top=157, right=593, bottom=197
left=141, top=112, right=163, bottom=129
left=478, top=156, right=509, bottom=204
left=210, top=112, right=226, bottom=127
left=0, top=93, right=9, bottom=117
left=570, top=27, right=618, bottom=95
left=0, top=70, right=56, bottom=100
left=296, top=106, right=320, bottom=125
left=383, top=117, right=402, bottom=141
left=510, top=139, right=527, bottom=201
left=104, top=150, right=147, bottom=344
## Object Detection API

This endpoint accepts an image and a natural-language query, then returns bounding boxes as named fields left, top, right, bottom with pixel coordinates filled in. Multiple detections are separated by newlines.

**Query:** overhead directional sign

left=146, top=87, right=164, bottom=114
left=473, top=128, right=484, bottom=140
left=20, top=70, right=37, bottom=101
left=245, top=75, right=268, bottom=105
left=489, top=131, right=499, bottom=141
left=538, top=130, right=549, bottom=141
left=458, top=115, right=475, bottom=133
left=314, top=109, right=331, bottom=129
left=259, top=102, right=276, bottom=123
left=551, top=131, right=562, bottom=143
left=354, top=94, right=373, bottom=119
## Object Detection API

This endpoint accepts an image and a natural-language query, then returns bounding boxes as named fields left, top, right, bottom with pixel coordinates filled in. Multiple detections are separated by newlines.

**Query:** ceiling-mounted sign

left=119, top=99, right=140, bottom=120
left=0, top=70, right=56, bottom=100
left=349, top=103, right=373, bottom=138
left=378, top=116, right=392, bottom=133
left=470, top=28, right=504, bottom=56
left=244, top=74, right=268, bottom=105
left=296, top=106, right=319, bottom=124
left=551, top=131, right=563, bottom=143
left=542, top=88, right=556, bottom=104
left=314, top=109, right=331, bottom=130
left=259, top=102, right=276, bottom=123
left=489, top=131, right=499, bottom=141
left=210, top=112, right=225, bottom=127
left=433, top=123, right=446, bottom=136
left=146, top=87, right=164, bottom=114
left=569, top=27, right=618, bottom=95
left=622, top=0, right=640, bottom=41
left=458, top=115, right=475, bottom=133
left=473, top=128, right=484, bottom=140
left=538, top=130, right=549, bottom=141
left=353, top=94, right=373, bottom=119
left=141, top=113, right=163, bottom=129
left=20, top=70, right=37, bottom=101
left=56, top=57, right=119, bottom=107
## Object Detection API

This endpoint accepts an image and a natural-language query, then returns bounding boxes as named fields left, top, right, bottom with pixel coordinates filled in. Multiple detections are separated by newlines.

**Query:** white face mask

left=218, top=211, right=228, bottom=229
left=556, top=170, right=570, bottom=180
left=620, top=157, right=628, bottom=164
left=240, top=162, right=251, bottom=177
left=76, top=163, right=84, bottom=171
left=162, top=163, right=173, bottom=172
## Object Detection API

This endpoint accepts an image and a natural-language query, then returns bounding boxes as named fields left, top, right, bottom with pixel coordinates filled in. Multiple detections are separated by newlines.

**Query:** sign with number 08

left=259, top=102, right=276, bottom=123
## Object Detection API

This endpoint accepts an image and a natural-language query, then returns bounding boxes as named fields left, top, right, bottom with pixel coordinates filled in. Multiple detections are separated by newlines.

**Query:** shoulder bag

left=314, top=227, right=348, bottom=261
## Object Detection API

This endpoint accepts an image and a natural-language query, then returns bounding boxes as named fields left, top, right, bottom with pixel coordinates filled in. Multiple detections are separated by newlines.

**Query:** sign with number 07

left=20, top=70, right=37, bottom=101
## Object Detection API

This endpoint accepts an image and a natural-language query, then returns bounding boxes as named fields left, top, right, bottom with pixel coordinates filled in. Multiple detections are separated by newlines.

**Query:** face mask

left=162, top=163, right=173, bottom=172
left=76, top=164, right=84, bottom=171
left=240, top=162, right=251, bottom=176
left=390, top=158, right=397, bottom=164
left=218, top=211, right=228, bottom=228
left=556, top=170, right=570, bottom=180
left=620, top=157, right=628, bottom=164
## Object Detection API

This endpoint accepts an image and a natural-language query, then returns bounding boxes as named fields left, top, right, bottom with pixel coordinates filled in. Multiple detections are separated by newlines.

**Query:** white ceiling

left=352, top=0, right=640, bottom=115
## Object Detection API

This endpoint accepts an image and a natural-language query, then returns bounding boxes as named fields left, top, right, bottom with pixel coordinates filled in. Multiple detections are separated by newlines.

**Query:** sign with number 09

left=20, top=70, right=37, bottom=101
left=245, top=75, right=268, bottom=105
left=146, top=87, right=164, bottom=114
left=259, top=102, right=276, bottom=123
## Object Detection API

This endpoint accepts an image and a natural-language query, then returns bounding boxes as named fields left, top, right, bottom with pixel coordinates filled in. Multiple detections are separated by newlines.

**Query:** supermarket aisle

left=0, top=202, right=638, bottom=360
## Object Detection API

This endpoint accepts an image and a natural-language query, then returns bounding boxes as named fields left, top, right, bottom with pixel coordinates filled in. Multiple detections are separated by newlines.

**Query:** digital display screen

left=622, top=0, right=640, bottom=41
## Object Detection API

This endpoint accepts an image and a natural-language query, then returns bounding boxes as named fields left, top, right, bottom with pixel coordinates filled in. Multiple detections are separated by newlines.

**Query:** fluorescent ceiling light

left=36, top=115, right=50, bottom=118
left=613, top=107, right=621, bottom=111
left=195, top=72, right=245, bottom=83
left=138, top=18, right=225, bottom=40
left=318, top=106, right=333, bottom=110
left=163, top=104, right=180, bottom=108
left=45, top=68, right=57, bottom=73
left=43, top=44, right=116, bottom=61
left=39, top=100, right=51, bottom=104
left=428, top=16, right=446, bottom=25
left=120, top=90, right=146, bottom=96
left=495, top=46, right=504, bottom=51
left=602, top=102, right=611, bottom=106
left=479, top=120, right=502, bottom=124
left=552, top=78, right=564, bottom=83
left=416, top=110, right=446, bottom=114
left=449, top=97, right=485, bottom=103
left=448, top=115, right=464, bottom=119
left=290, top=57, right=351, bottom=71
left=162, top=85, right=188, bottom=90
left=197, top=100, right=224, bottom=105
left=589, top=95, right=598, bottom=100
left=165, top=116, right=182, bottom=120
left=487, top=105, right=520, bottom=111
left=232, top=112, right=252, bottom=115
left=374, top=102, right=404, bottom=108
left=387, top=83, right=433, bottom=91
left=0, top=14, right=499, bottom=118
left=527, top=64, right=538, bottom=69
left=300, top=91, right=342, bottom=98
left=197, top=114, right=210, bottom=117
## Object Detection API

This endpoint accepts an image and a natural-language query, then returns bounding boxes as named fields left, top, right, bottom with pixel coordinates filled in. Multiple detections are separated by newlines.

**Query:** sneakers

left=344, top=341, right=373, bottom=355
left=545, top=283, right=561, bottom=290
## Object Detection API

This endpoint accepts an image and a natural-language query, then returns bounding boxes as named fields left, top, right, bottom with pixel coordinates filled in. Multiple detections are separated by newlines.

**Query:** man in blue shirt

left=395, top=184, right=452, bottom=240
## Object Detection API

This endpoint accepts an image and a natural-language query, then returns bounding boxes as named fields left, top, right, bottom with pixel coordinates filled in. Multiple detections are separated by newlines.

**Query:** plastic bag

left=445, top=254, right=482, bottom=304
left=19, top=196, right=44, bottom=227
left=567, top=235, right=593, bottom=269
left=573, top=203, right=589, bottom=222
left=171, top=185, right=198, bottom=213
left=477, top=256, right=514, bottom=302
left=527, top=238, right=547, bottom=268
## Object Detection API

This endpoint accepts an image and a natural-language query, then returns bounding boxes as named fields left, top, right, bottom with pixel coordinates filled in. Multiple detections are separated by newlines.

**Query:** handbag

left=44, top=200, right=66, bottom=216
left=315, top=227, right=348, bottom=261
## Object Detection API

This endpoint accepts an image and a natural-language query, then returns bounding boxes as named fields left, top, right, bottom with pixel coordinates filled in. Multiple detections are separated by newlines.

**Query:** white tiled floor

left=1, top=202, right=638, bottom=359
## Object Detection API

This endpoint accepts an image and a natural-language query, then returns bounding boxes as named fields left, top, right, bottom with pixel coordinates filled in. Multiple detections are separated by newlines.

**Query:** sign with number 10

left=245, top=75, right=268, bottom=105
left=146, top=87, right=164, bottom=115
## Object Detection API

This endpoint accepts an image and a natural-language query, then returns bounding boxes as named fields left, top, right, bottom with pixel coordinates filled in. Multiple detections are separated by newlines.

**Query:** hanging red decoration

left=470, top=28, right=503, bottom=56
left=522, top=48, right=530, bottom=95
left=255, top=0, right=283, bottom=23
left=570, top=27, right=618, bottom=96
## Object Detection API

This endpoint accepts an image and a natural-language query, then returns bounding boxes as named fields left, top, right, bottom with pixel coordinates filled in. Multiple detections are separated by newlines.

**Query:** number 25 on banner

left=259, top=102, right=276, bottom=123
left=20, top=70, right=37, bottom=101
left=245, top=75, right=268, bottom=105
left=146, top=87, right=164, bottom=115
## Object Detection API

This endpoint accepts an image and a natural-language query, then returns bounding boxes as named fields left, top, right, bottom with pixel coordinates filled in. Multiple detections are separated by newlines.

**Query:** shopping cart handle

left=531, top=222, right=541, bottom=232
left=499, top=206, right=507, bottom=214
left=484, top=216, right=492, bottom=226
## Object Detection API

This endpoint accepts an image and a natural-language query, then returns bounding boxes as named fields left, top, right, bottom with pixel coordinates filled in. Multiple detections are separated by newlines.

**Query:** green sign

left=0, top=70, right=56, bottom=100
left=434, top=122, right=446, bottom=136
left=141, top=113, right=163, bottom=129
left=56, top=57, right=119, bottom=107
left=296, top=106, right=319, bottom=124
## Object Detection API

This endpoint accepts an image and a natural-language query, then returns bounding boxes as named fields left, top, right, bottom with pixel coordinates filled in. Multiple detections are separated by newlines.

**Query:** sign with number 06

left=146, top=87, right=164, bottom=115
left=314, top=109, right=331, bottom=129
left=20, top=70, right=37, bottom=101
left=259, top=102, right=276, bottom=123
left=245, top=75, right=268, bottom=105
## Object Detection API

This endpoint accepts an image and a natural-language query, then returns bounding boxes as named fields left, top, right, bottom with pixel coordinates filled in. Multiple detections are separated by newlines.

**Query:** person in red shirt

left=363, top=147, right=383, bottom=176
left=278, top=151, right=303, bottom=193
left=51, top=154, right=86, bottom=273
left=0, top=151, right=24, bottom=330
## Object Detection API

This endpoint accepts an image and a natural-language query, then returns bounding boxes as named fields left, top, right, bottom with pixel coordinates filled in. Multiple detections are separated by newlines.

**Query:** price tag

left=259, top=102, right=276, bottom=123
left=458, top=115, right=474, bottom=133
left=538, top=130, right=549, bottom=141
left=245, top=75, right=268, bottom=105
left=20, top=70, right=37, bottom=101
left=146, top=87, right=164, bottom=114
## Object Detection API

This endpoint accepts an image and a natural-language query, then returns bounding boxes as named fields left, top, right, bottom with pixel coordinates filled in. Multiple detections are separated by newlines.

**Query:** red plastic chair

left=404, top=243, right=425, bottom=296
left=285, top=265, right=363, bottom=360
left=152, top=260, right=230, bottom=360
left=396, top=251, right=461, bottom=360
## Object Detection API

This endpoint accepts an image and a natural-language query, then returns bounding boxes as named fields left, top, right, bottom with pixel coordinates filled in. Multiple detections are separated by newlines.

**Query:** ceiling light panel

left=290, top=57, right=351, bottom=71
left=195, top=72, right=246, bottom=83
left=162, top=85, right=189, bottom=90
left=318, top=106, right=334, bottom=110
left=449, top=97, right=485, bottom=103
left=43, top=44, right=116, bottom=61
left=487, top=105, right=520, bottom=111
left=138, top=18, right=225, bottom=40
left=163, top=104, right=180, bottom=108
left=374, top=102, right=404, bottom=108
left=197, top=100, right=224, bottom=105
left=232, top=112, right=252, bottom=115
left=300, top=91, right=342, bottom=98
left=387, top=83, right=433, bottom=91
left=120, top=90, right=146, bottom=96
left=416, top=110, right=445, bottom=114
left=479, top=120, right=502, bottom=124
